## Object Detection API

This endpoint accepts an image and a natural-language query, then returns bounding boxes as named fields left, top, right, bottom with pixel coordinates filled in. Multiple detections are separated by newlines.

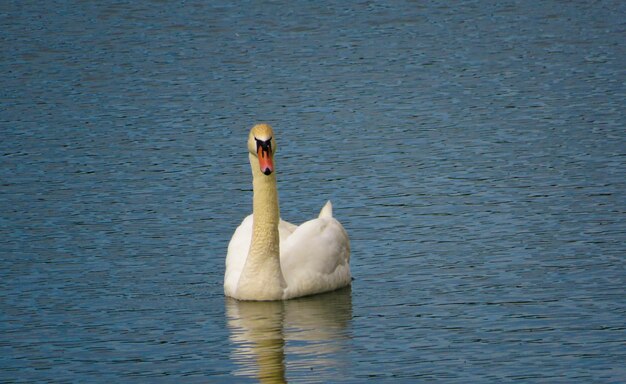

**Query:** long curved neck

left=250, top=153, right=280, bottom=240
left=235, top=154, right=285, bottom=300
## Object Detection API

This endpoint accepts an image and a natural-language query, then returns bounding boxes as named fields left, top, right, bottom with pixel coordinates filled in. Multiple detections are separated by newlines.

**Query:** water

left=1, top=0, right=625, bottom=382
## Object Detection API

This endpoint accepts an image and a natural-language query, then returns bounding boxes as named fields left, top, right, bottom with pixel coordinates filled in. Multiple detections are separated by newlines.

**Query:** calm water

left=2, top=0, right=625, bottom=382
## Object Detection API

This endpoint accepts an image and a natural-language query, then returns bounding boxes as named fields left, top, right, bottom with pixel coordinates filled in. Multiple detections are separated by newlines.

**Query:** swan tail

left=319, top=200, right=333, bottom=218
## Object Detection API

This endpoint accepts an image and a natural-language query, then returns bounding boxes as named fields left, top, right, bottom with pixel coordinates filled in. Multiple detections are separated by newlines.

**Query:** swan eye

left=255, top=137, right=272, bottom=158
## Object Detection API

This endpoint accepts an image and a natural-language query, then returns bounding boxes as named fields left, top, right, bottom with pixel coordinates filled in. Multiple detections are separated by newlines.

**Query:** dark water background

left=2, top=1, right=625, bottom=382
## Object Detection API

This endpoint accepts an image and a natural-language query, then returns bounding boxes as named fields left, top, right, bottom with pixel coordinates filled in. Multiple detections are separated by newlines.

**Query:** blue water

left=2, top=1, right=625, bottom=382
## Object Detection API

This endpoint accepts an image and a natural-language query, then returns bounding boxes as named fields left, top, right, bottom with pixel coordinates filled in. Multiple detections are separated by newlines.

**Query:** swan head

left=248, top=123, right=277, bottom=176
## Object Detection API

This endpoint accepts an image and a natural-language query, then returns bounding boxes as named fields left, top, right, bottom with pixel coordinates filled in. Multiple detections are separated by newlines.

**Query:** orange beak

left=257, top=145, right=274, bottom=175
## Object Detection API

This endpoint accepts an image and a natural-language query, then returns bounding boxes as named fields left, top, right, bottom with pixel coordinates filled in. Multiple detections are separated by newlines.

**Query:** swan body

left=224, top=124, right=351, bottom=301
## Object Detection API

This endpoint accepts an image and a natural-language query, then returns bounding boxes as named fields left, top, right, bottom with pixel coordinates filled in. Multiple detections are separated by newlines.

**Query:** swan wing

left=280, top=214, right=351, bottom=299
left=278, top=217, right=298, bottom=240
left=225, top=215, right=253, bottom=296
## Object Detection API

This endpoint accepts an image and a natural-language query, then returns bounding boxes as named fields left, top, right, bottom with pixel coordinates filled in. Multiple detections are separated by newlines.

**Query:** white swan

left=224, top=123, right=351, bottom=301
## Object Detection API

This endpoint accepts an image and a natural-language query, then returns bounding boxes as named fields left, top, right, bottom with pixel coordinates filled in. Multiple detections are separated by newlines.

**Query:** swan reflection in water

left=226, top=287, right=353, bottom=383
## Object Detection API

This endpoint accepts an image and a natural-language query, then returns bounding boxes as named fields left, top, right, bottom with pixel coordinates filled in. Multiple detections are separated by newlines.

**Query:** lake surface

left=2, top=0, right=625, bottom=382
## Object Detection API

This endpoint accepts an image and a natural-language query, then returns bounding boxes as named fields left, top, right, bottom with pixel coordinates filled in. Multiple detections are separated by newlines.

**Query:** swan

left=224, top=123, right=351, bottom=301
